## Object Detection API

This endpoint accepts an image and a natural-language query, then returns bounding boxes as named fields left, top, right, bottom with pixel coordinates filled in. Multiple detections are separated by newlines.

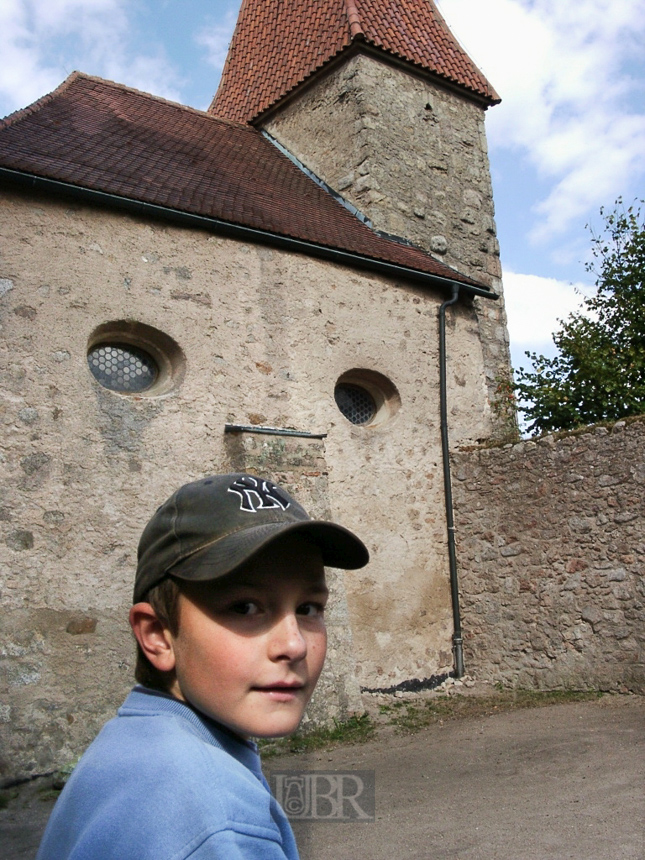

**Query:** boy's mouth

left=253, top=682, right=306, bottom=701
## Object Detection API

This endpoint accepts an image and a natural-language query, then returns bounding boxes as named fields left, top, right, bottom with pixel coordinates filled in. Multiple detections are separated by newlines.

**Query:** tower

left=212, top=0, right=512, bottom=430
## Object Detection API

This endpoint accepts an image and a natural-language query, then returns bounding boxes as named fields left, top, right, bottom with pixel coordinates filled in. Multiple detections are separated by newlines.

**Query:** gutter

left=439, top=284, right=465, bottom=678
left=0, top=167, right=498, bottom=300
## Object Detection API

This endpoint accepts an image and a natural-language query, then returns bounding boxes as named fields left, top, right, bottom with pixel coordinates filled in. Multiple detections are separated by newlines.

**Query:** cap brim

left=169, top=520, right=369, bottom=583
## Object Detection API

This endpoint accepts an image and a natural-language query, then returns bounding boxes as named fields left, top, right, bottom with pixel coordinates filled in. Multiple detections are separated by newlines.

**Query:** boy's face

left=166, top=535, right=328, bottom=739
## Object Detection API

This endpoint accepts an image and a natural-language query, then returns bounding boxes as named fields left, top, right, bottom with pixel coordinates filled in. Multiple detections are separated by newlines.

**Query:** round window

left=334, top=383, right=377, bottom=425
left=88, top=343, right=158, bottom=393
left=87, top=321, right=185, bottom=397
left=334, top=369, right=400, bottom=428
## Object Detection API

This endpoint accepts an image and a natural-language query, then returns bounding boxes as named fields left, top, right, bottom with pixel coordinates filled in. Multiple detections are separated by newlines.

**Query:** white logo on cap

left=228, top=476, right=292, bottom=513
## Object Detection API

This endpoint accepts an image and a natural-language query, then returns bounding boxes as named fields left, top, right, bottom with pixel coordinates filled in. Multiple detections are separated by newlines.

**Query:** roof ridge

left=345, top=0, right=364, bottom=38
left=427, top=1, right=497, bottom=95
left=0, top=71, right=84, bottom=129
left=2, top=70, right=262, bottom=137
left=71, top=72, right=224, bottom=122
left=212, top=0, right=250, bottom=117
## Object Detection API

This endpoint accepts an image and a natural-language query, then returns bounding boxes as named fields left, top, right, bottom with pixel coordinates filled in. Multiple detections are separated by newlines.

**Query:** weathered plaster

left=0, top=188, right=491, bottom=778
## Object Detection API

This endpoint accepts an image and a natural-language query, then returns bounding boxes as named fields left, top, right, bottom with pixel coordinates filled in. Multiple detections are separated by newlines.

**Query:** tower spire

left=211, top=0, right=499, bottom=124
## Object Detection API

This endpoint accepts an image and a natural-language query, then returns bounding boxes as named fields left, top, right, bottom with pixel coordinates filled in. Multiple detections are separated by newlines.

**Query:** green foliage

left=383, top=689, right=602, bottom=733
left=515, top=199, right=645, bottom=434
left=258, top=713, right=375, bottom=758
left=491, top=372, right=520, bottom=442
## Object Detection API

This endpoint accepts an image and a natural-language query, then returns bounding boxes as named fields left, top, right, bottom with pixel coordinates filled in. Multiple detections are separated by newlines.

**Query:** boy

left=37, top=473, right=368, bottom=859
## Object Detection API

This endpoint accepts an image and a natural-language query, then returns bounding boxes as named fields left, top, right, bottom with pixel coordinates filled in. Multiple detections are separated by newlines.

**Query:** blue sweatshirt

left=36, top=687, right=299, bottom=859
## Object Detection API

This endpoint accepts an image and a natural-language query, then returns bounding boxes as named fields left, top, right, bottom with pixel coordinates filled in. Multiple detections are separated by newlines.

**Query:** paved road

left=2, top=695, right=643, bottom=859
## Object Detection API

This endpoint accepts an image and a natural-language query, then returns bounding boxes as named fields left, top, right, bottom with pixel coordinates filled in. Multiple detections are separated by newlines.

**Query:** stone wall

left=452, top=419, right=645, bottom=692
left=0, top=187, right=493, bottom=779
left=263, top=52, right=514, bottom=438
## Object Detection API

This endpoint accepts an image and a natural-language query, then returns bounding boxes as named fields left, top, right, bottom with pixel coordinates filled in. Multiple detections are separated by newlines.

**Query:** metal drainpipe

left=439, top=283, right=465, bottom=678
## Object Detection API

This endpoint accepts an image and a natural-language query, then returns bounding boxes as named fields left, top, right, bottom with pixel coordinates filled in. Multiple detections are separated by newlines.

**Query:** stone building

left=0, top=0, right=512, bottom=779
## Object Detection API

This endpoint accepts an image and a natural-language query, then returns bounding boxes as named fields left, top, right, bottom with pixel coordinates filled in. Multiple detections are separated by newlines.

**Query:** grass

left=381, top=689, right=603, bottom=733
left=0, top=789, right=18, bottom=809
left=259, top=689, right=605, bottom=757
left=258, top=713, right=376, bottom=759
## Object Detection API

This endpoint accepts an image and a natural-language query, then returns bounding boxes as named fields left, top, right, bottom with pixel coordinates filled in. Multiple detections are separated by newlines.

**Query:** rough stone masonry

left=452, top=417, right=645, bottom=693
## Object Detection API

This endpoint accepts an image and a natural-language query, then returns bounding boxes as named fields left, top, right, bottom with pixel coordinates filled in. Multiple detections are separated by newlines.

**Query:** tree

left=515, top=199, right=645, bottom=435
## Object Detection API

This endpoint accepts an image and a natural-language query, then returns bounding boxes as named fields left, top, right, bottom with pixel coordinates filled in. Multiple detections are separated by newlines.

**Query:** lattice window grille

left=88, top=344, right=158, bottom=392
left=334, top=383, right=377, bottom=425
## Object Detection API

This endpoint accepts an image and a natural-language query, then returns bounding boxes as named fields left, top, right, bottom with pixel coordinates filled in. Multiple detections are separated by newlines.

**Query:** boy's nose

left=268, top=614, right=307, bottom=662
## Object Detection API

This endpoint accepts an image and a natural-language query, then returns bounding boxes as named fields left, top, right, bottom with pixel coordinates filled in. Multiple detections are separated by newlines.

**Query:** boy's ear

left=129, top=603, right=176, bottom=673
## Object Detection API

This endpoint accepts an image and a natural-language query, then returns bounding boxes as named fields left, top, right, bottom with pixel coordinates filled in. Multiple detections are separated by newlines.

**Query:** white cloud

left=436, top=0, right=645, bottom=244
left=196, top=7, right=238, bottom=73
left=106, top=52, right=184, bottom=105
left=0, top=0, right=69, bottom=111
left=0, top=0, right=182, bottom=117
left=27, top=0, right=126, bottom=38
left=503, top=269, right=594, bottom=365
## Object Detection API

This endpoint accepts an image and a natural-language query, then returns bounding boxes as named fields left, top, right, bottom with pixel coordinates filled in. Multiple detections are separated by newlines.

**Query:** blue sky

left=1, top=0, right=644, bottom=374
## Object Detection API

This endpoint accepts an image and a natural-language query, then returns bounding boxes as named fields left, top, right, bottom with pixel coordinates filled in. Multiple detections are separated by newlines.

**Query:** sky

left=1, top=0, right=644, bottom=375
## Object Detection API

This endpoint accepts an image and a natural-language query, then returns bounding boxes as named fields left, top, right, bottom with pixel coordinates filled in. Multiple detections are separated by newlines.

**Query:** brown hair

left=134, top=576, right=182, bottom=692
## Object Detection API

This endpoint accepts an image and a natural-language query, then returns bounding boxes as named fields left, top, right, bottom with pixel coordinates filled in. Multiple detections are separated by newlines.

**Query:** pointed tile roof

left=211, top=0, right=499, bottom=124
left=0, top=73, right=489, bottom=292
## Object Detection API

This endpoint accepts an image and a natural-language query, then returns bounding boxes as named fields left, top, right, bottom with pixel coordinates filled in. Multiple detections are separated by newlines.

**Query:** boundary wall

left=452, top=418, right=645, bottom=693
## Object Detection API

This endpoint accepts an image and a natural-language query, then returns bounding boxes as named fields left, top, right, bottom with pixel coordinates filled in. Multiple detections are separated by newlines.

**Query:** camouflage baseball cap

left=134, top=473, right=369, bottom=602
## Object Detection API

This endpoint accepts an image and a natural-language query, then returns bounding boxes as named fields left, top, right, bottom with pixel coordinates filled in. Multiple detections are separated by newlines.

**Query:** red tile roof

left=211, top=0, right=499, bottom=124
left=0, top=73, right=488, bottom=291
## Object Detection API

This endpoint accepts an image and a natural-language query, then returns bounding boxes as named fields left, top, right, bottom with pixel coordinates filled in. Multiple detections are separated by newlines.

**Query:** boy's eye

left=297, top=602, right=325, bottom=617
left=231, top=601, right=260, bottom=616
